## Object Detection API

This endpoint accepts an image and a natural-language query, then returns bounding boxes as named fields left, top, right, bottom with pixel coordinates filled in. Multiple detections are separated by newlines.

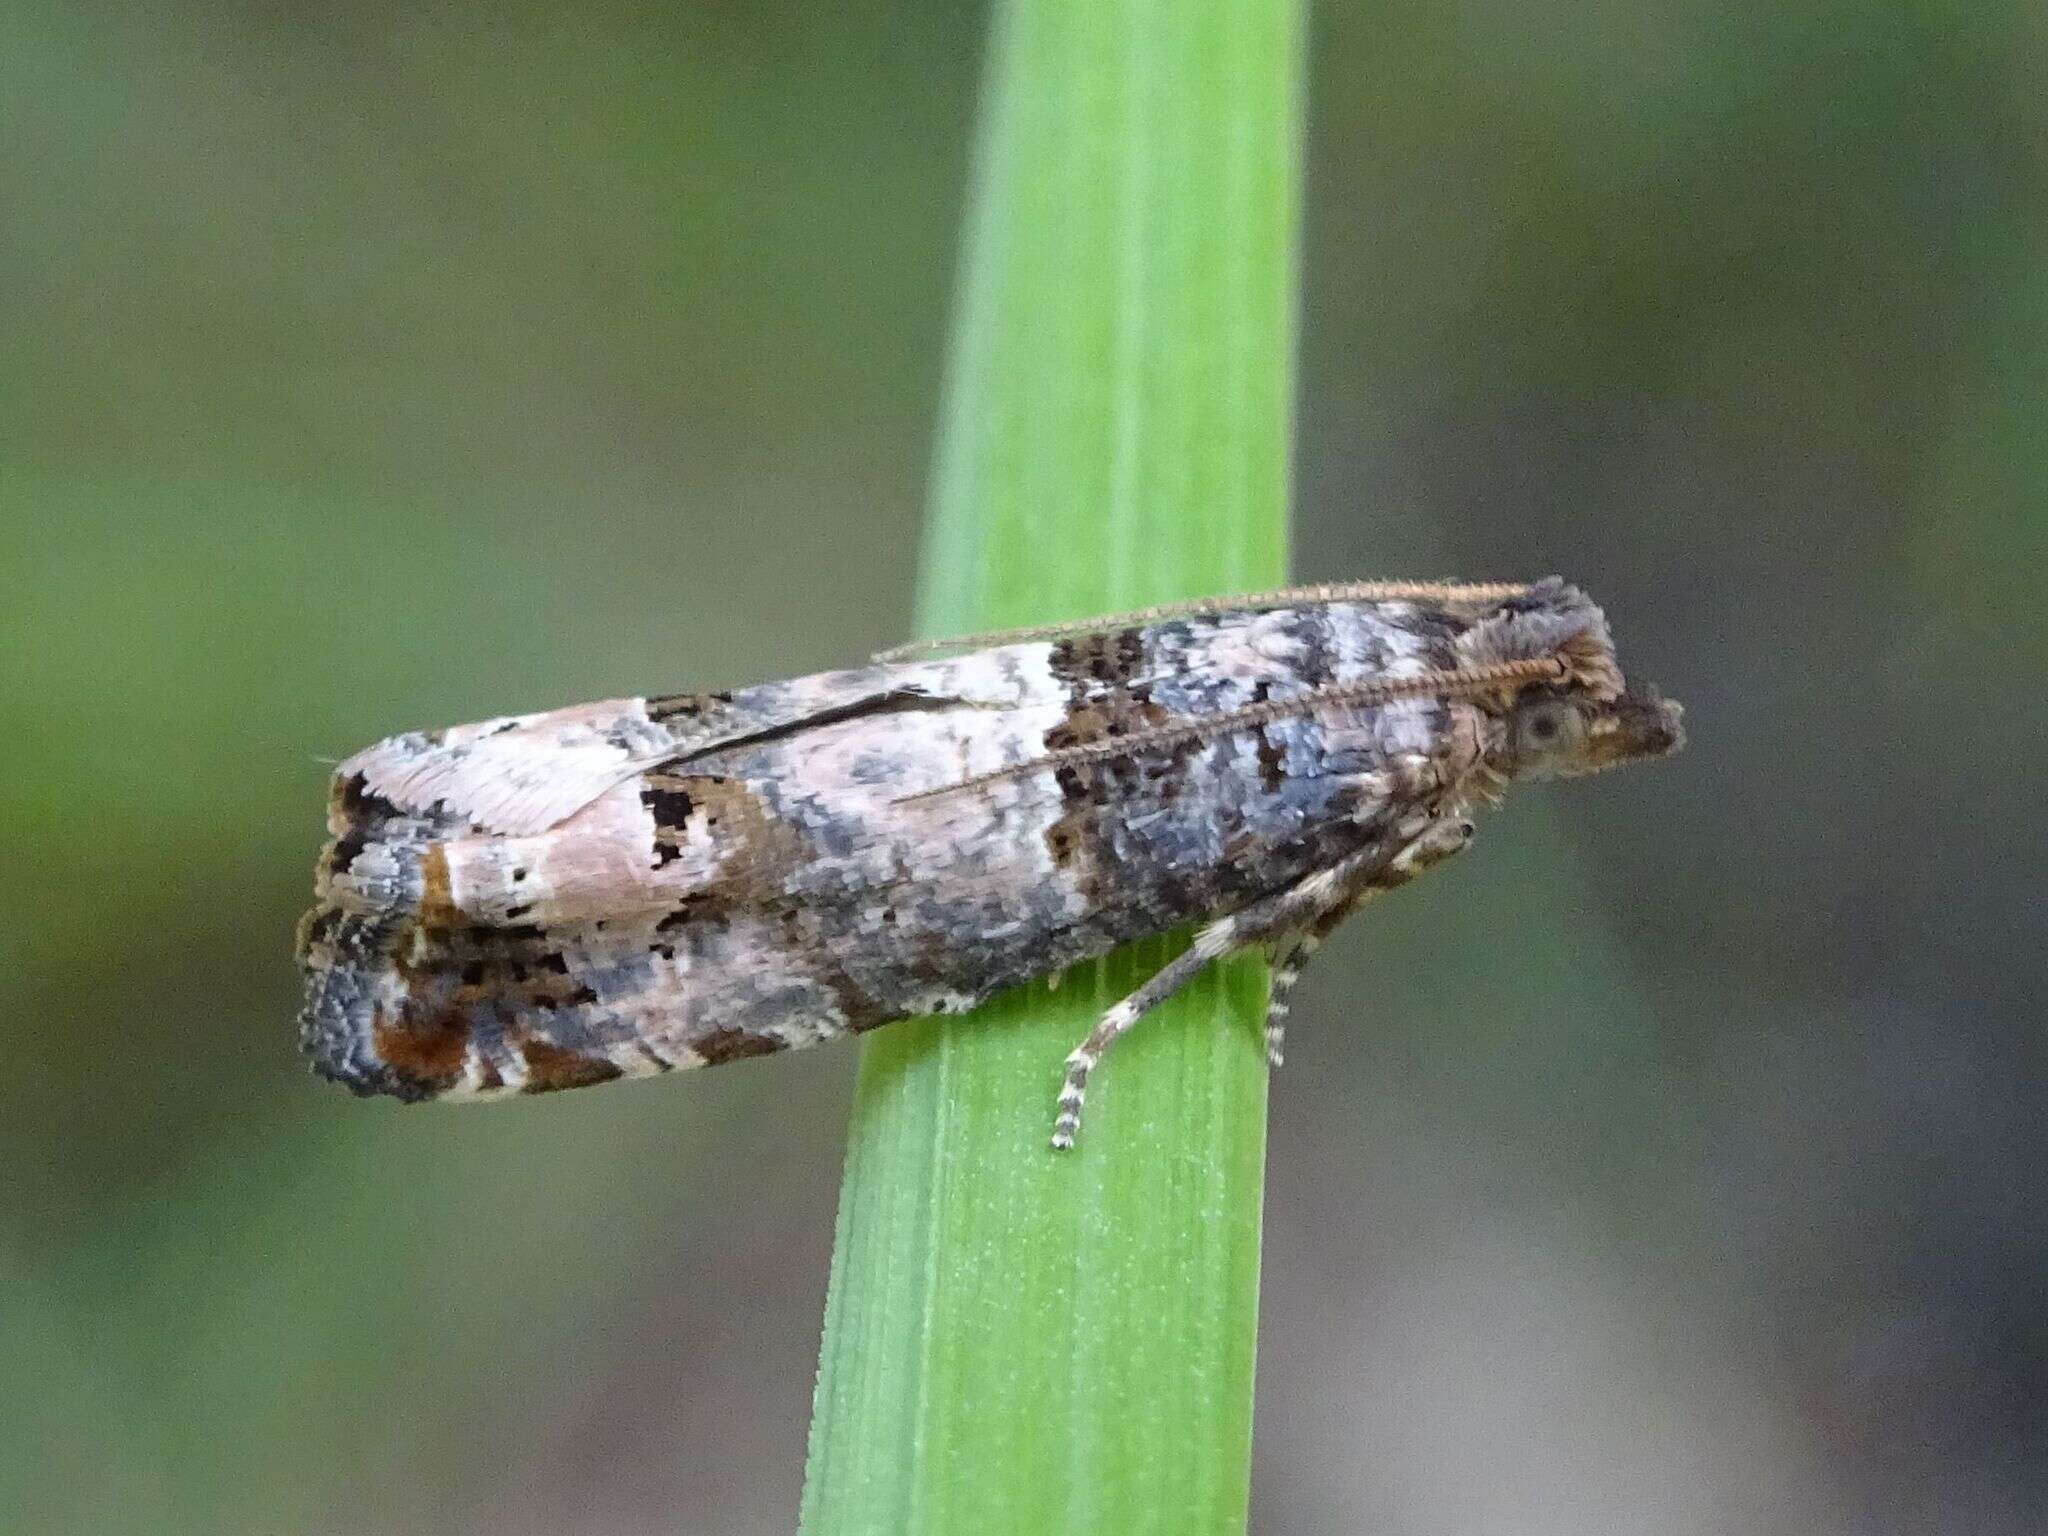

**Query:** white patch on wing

left=442, top=780, right=680, bottom=926
left=345, top=698, right=670, bottom=836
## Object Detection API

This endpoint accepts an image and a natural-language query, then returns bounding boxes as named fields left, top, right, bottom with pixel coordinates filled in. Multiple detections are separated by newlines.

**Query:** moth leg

left=1053, top=941, right=1224, bottom=1150
left=1051, top=832, right=1423, bottom=1149
left=1051, top=814, right=1478, bottom=1148
left=1260, top=888, right=1378, bottom=1069
left=1260, top=814, right=1478, bottom=1072
left=1261, top=870, right=1381, bottom=1069
left=1052, top=883, right=1340, bottom=1149
left=1261, top=931, right=1319, bottom=1069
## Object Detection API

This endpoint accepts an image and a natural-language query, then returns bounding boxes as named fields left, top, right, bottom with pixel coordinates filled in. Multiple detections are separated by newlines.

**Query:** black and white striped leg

left=1050, top=814, right=1479, bottom=1150
left=1052, top=940, right=1222, bottom=1150
left=1052, top=831, right=1429, bottom=1149
left=1261, top=932, right=1321, bottom=1069
left=1264, top=814, right=1477, bottom=1076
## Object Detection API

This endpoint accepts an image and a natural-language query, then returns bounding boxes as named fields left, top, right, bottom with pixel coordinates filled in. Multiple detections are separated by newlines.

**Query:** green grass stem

left=802, top=1, right=1301, bottom=1530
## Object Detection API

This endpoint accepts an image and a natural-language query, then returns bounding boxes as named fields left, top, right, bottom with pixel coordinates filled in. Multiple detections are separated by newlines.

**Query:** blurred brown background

left=5, top=3, right=2043, bottom=1532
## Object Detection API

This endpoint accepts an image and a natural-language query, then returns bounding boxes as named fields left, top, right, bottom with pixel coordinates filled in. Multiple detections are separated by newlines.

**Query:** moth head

left=1500, top=679, right=1685, bottom=780
left=1448, top=578, right=1683, bottom=782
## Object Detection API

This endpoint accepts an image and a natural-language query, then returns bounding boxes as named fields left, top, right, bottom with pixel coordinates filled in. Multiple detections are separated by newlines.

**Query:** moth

left=299, top=577, right=1684, bottom=1148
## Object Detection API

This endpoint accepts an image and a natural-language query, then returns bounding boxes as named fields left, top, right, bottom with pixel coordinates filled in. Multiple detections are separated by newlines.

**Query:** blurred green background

left=5, top=3, right=2043, bottom=1532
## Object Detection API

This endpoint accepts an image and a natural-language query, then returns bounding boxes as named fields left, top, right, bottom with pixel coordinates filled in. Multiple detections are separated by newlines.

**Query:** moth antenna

left=873, top=580, right=1532, bottom=662
left=897, top=654, right=1567, bottom=805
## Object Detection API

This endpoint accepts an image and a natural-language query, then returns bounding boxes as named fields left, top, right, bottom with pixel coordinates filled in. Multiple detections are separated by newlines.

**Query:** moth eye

left=1515, top=699, right=1584, bottom=756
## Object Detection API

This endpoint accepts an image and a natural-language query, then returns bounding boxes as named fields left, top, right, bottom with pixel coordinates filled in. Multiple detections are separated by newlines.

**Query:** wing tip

left=297, top=910, right=458, bottom=1102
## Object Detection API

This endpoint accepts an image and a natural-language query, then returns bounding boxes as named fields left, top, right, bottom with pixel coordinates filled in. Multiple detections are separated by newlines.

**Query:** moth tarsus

left=298, top=576, right=1684, bottom=1150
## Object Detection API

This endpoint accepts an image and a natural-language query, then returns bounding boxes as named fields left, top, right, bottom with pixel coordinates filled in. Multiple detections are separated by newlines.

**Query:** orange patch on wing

left=370, top=1005, right=467, bottom=1093
left=690, top=1027, right=785, bottom=1066
left=418, top=844, right=458, bottom=925
left=519, top=1038, right=624, bottom=1092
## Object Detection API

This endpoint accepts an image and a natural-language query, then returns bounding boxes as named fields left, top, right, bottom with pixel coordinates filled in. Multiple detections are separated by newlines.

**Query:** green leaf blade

left=803, top=0, right=1300, bottom=1530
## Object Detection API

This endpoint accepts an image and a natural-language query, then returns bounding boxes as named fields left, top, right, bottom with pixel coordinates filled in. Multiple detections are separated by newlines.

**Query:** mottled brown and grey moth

left=298, top=577, right=1684, bottom=1148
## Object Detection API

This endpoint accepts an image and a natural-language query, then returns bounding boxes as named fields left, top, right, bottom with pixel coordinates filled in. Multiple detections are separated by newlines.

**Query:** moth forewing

left=299, top=576, right=1683, bottom=1146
